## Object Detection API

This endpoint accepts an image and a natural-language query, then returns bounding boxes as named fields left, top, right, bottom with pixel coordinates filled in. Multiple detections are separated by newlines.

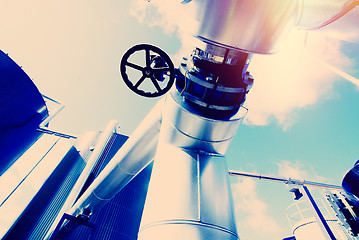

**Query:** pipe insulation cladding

left=179, top=0, right=300, bottom=54
left=138, top=91, right=246, bottom=240
left=179, top=0, right=359, bottom=51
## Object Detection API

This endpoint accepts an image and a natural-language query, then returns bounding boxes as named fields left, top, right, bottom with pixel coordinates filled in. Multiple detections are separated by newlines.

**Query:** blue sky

left=1, top=1, right=358, bottom=239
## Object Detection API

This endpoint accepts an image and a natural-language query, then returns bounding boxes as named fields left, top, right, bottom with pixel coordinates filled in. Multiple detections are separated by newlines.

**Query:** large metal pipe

left=180, top=0, right=300, bottom=54
left=69, top=100, right=162, bottom=216
left=180, top=0, right=359, bottom=51
left=297, top=0, right=359, bottom=43
left=161, top=91, right=247, bottom=155
left=138, top=91, right=246, bottom=240
left=53, top=100, right=163, bottom=238
left=298, top=1, right=359, bottom=30
left=45, top=121, right=117, bottom=239
left=139, top=144, right=239, bottom=240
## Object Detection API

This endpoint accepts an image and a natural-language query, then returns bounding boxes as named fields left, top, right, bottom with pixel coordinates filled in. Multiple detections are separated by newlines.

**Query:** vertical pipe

left=138, top=92, right=245, bottom=240
left=138, top=143, right=239, bottom=240
left=302, top=186, right=336, bottom=240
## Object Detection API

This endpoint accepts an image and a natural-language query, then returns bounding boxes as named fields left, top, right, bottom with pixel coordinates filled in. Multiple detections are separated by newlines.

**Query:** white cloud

left=305, top=31, right=359, bottom=89
left=231, top=160, right=328, bottom=239
left=244, top=29, right=351, bottom=129
left=231, top=178, right=283, bottom=239
left=130, top=0, right=197, bottom=34
left=129, top=0, right=198, bottom=64
left=276, top=160, right=327, bottom=183
left=130, top=0, right=178, bottom=34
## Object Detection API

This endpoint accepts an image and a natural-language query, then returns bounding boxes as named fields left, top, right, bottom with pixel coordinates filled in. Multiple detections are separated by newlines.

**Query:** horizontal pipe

left=228, top=170, right=342, bottom=190
left=37, top=127, right=77, bottom=139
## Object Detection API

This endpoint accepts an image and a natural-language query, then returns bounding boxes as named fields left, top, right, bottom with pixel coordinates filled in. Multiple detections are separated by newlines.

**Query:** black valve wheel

left=120, top=44, right=175, bottom=98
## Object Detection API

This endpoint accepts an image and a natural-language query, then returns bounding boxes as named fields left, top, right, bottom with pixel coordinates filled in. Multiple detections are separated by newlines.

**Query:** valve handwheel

left=120, top=44, right=175, bottom=98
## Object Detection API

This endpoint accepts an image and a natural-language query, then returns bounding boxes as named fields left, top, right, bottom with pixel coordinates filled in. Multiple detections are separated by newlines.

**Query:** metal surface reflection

left=181, top=0, right=300, bottom=53
left=298, top=0, right=359, bottom=30
left=46, top=1, right=359, bottom=239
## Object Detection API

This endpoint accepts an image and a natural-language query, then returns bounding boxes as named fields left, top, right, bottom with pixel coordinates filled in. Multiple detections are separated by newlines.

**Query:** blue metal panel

left=282, top=237, right=296, bottom=240
left=0, top=50, right=48, bottom=175
left=65, top=133, right=153, bottom=240
left=342, top=160, right=359, bottom=205
left=3, top=131, right=151, bottom=240
left=2, top=146, right=86, bottom=240
left=66, top=164, right=152, bottom=240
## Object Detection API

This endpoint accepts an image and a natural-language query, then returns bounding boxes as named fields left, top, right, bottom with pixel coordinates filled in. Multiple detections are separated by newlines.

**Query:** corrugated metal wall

left=65, top=133, right=153, bottom=240
left=3, top=147, right=86, bottom=240
left=2, top=130, right=152, bottom=240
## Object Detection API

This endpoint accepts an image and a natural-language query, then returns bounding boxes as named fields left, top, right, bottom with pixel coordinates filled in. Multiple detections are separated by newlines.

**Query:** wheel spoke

left=125, top=62, right=144, bottom=71
left=120, top=44, right=175, bottom=98
left=134, top=75, right=147, bottom=88
left=150, top=76, right=162, bottom=92
left=145, top=49, right=151, bottom=67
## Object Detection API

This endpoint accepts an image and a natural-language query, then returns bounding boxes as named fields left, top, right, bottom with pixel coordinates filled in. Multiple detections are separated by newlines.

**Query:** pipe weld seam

left=164, top=119, right=235, bottom=143
left=93, top=190, right=112, bottom=201
left=139, top=219, right=239, bottom=238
